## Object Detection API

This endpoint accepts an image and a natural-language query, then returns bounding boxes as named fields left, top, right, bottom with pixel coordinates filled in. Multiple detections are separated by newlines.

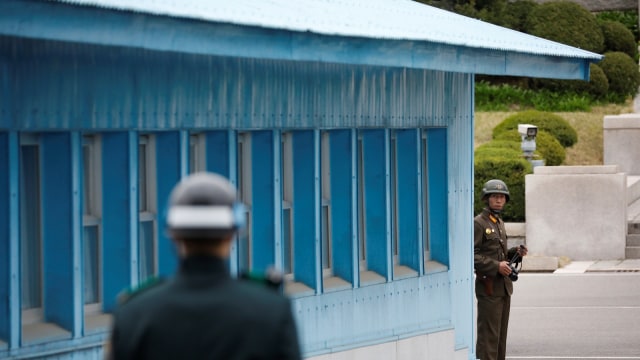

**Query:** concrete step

left=628, top=234, right=640, bottom=247
left=629, top=197, right=640, bottom=224
left=521, top=255, right=558, bottom=272
left=630, top=222, right=640, bottom=235
left=628, top=176, right=640, bottom=205
left=626, top=246, right=640, bottom=259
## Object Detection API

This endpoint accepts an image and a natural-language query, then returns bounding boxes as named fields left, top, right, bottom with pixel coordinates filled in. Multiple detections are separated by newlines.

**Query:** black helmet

left=481, top=179, right=510, bottom=202
left=166, top=172, right=245, bottom=240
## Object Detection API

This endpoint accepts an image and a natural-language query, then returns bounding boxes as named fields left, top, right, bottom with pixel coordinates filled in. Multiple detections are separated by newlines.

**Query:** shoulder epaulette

left=239, top=268, right=283, bottom=292
left=117, top=276, right=167, bottom=305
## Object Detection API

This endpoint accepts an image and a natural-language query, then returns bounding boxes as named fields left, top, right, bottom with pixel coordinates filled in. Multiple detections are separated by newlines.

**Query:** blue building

left=0, top=1, right=600, bottom=359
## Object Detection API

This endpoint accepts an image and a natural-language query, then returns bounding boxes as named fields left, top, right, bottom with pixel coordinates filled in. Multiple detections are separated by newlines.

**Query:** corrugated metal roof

left=50, top=0, right=602, bottom=60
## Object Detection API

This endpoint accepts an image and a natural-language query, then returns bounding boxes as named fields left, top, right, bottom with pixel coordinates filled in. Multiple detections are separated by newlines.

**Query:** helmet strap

left=484, top=200, right=502, bottom=215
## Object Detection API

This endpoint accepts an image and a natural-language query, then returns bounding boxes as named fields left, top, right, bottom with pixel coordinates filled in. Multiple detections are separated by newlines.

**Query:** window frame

left=138, top=134, right=158, bottom=281
left=189, top=133, right=206, bottom=174
left=320, top=131, right=332, bottom=276
left=19, top=133, right=44, bottom=325
left=357, top=132, right=367, bottom=271
left=82, top=134, right=103, bottom=314
left=421, top=130, right=431, bottom=262
left=281, top=132, right=294, bottom=277
left=237, top=132, right=253, bottom=270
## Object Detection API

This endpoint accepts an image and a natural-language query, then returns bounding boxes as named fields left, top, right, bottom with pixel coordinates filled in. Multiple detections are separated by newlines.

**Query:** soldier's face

left=488, top=193, right=506, bottom=211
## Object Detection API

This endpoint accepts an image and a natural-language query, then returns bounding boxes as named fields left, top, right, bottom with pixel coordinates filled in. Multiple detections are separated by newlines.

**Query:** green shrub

left=524, top=1, right=604, bottom=54
left=596, top=10, right=639, bottom=42
left=599, top=51, right=640, bottom=102
left=530, top=63, right=608, bottom=98
left=600, top=20, right=639, bottom=61
left=502, top=0, right=539, bottom=32
left=586, top=63, right=610, bottom=99
left=475, top=139, right=521, bottom=152
left=494, top=129, right=566, bottom=166
left=474, top=147, right=532, bottom=222
left=492, top=110, right=578, bottom=148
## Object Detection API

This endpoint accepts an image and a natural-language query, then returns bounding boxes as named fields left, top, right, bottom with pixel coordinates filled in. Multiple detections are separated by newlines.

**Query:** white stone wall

left=604, top=114, right=640, bottom=176
left=525, top=166, right=627, bottom=261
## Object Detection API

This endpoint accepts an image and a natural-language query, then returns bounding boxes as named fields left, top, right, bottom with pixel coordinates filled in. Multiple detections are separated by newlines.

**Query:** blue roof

left=51, top=0, right=601, bottom=60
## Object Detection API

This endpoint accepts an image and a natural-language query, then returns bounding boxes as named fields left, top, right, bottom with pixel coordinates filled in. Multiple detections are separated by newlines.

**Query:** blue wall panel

left=101, top=132, right=133, bottom=312
left=295, top=272, right=452, bottom=355
left=0, top=132, right=17, bottom=345
left=361, top=130, right=390, bottom=279
left=155, top=132, right=181, bottom=278
left=292, top=130, right=319, bottom=290
left=41, top=133, right=76, bottom=331
left=205, top=131, right=230, bottom=178
left=427, top=128, right=449, bottom=266
left=328, top=130, right=355, bottom=284
left=396, top=129, right=421, bottom=271
left=251, top=131, right=275, bottom=271
left=0, top=133, right=9, bottom=342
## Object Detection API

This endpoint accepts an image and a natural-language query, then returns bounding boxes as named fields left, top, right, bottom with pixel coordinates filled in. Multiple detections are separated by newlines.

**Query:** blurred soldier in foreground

left=107, top=172, right=302, bottom=360
left=474, top=179, right=527, bottom=360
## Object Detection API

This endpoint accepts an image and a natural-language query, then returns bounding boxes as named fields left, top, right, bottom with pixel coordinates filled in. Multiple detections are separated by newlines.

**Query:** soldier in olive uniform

left=474, top=179, right=527, bottom=360
left=106, top=172, right=302, bottom=360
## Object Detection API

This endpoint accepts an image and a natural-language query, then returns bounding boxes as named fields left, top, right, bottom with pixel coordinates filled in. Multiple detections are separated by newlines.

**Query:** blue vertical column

left=362, top=129, right=391, bottom=281
left=102, top=132, right=135, bottom=312
left=41, top=132, right=81, bottom=334
left=292, top=130, right=320, bottom=292
left=0, top=132, right=20, bottom=347
left=70, top=133, right=83, bottom=337
left=396, top=129, right=422, bottom=272
left=251, top=131, right=276, bottom=271
left=206, top=131, right=231, bottom=177
left=155, top=132, right=182, bottom=278
left=328, top=129, right=356, bottom=285
left=205, top=130, right=239, bottom=273
left=427, top=128, right=449, bottom=266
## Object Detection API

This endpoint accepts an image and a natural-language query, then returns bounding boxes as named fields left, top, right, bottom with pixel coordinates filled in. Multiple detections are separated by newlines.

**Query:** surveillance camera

left=518, top=124, right=538, bottom=138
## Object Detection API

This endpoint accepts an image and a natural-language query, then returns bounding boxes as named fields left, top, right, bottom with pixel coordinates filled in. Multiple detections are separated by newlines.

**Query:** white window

left=321, top=131, right=332, bottom=273
left=237, top=133, right=252, bottom=270
left=281, top=132, right=293, bottom=276
left=19, top=134, right=43, bottom=323
left=357, top=134, right=367, bottom=270
left=390, top=131, right=399, bottom=264
left=82, top=135, right=102, bottom=312
left=189, top=133, right=206, bottom=174
left=421, top=130, right=430, bottom=260
left=138, top=135, right=157, bottom=281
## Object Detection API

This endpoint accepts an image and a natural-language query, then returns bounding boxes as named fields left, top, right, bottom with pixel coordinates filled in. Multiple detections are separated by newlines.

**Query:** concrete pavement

left=554, top=258, right=640, bottom=273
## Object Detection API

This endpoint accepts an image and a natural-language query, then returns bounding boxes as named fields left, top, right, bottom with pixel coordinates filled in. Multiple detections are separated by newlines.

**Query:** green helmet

left=481, top=179, right=510, bottom=202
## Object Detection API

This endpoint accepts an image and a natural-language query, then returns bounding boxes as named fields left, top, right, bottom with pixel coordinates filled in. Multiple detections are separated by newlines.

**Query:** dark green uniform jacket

left=474, top=208, right=519, bottom=297
left=109, top=255, right=302, bottom=360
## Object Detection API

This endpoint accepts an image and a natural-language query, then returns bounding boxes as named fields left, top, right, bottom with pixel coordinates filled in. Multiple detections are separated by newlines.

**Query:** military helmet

left=166, top=172, right=245, bottom=240
left=481, top=179, right=510, bottom=202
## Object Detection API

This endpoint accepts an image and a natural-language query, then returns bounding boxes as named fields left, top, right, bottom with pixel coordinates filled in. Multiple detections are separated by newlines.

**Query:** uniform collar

left=482, top=208, right=501, bottom=224
left=179, top=254, right=229, bottom=276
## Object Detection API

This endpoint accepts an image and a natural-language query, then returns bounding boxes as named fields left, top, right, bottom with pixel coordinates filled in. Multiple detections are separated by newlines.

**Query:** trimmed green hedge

left=492, top=110, right=577, bottom=148
left=600, top=20, right=639, bottom=61
left=599, top=51, right=640, bottom=102
left=524, top=1, right=604, bottom=54
left=494, top=129, right=565, bottom=166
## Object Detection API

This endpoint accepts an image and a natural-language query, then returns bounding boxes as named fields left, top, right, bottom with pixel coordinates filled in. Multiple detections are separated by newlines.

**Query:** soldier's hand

left=498, top=261, right=512, bottom=276
left=517, top=245, right=528, bottom=257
